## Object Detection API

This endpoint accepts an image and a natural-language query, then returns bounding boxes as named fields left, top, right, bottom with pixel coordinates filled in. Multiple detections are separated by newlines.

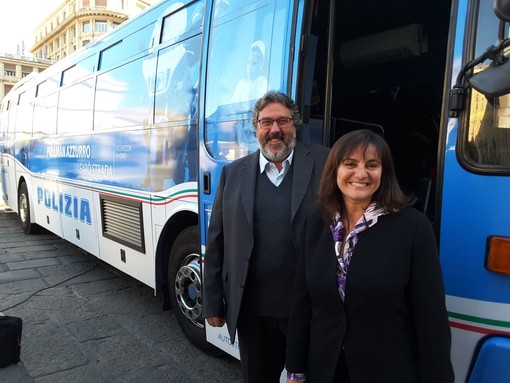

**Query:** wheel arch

left=155, top=209, right=198, bottom=308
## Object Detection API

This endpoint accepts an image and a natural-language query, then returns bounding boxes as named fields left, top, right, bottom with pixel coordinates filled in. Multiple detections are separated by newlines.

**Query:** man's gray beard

left=260, top=136, right=297, bottom=163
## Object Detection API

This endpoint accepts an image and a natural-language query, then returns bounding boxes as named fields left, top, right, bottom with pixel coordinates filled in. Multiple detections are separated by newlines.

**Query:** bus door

left=296, top=0, right=451, bottom=218
left=441, top=0, right=510, bottom=381
left=199, top=0, right=298, bottom=356
left=1, top=99, right=18, bottom=210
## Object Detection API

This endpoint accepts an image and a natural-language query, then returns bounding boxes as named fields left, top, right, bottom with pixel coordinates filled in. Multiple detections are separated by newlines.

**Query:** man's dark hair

left=251, top=90, right=302, bottom=130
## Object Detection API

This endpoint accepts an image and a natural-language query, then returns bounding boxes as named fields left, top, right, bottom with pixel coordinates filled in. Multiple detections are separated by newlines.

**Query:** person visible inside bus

left=203, top=91, right=330, bottom=383
left=285, top=129, right=454, bottom=383
left=231, top=40, right=268, bottom=103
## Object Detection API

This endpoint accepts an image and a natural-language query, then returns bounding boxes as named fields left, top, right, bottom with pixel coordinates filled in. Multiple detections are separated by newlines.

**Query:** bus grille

left=100, top=195, right=145, bottom=253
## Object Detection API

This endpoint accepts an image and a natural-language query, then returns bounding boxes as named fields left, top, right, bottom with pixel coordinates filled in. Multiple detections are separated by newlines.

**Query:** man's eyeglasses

left=257, top=117, right=293, bottom=129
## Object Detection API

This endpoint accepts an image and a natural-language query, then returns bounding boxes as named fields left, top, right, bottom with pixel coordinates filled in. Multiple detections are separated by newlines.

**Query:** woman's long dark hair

left=318, top=129, right=415, bottom=222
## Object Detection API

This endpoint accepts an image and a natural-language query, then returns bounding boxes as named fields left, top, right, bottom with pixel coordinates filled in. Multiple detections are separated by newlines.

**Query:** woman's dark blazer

left=286, top=207, right=454, bottom=383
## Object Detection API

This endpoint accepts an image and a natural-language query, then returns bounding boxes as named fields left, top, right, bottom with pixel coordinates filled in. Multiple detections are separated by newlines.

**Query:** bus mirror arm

left=449, top=38, right=510, bottom=117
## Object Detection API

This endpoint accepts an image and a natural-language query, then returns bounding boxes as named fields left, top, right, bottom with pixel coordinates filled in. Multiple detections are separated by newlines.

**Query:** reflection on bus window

left=467, top=91, right=510, bottom=165
left=59, top=79, right=94, bottom=134
left=34, top=94, right=57, bottom=135
left=205, top=0, right=284, bottom=161
left=99, top=22, right=154, bottom=71
left=140, top=2, right=202, bottom=191
left=231, top=40, right=268, bottom=103
left=466, top=0, right=510, bottom=167
left=95, top=60, right=149, bottom=130
left=161, top=1, right=203, bottom=45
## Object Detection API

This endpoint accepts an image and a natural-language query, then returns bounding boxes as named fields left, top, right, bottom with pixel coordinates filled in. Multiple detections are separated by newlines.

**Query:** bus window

left=98, top=22, right=155, bottom=71
left=15, top=90, right=36, bottom=167
left=94, top=59, right=151, bottom=130
left=145, top=1, right=203, bottom=190
left=463, top=0, right=510, bottom=167
left=161, top=0, right=203, bottom=45
left=36, top=77, right=59, bottom=98
left=58, top=79, right=94, bottom=134
left=61, top=55, right=97, bottom=85
left=33, top=93, right=58, bottom=135
left=204, top=0, right=288, bottom=160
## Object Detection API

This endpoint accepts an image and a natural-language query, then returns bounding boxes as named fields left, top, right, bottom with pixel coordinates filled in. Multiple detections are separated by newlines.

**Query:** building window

left=95, top=21, right=107, bottom=32
left=4, top=64, right=16, bottom=77
left=22, top=66, right=32, bottom=78
left=83, top=40, right=90, bottom=47
left=96, top=0, right=107, bottom=6
left=83, top=0, right=89, bottom=6
left=83, top=21, right=91, bottom=33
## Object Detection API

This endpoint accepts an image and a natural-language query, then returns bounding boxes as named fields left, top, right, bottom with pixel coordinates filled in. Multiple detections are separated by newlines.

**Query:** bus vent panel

left=100, top=195, right=145, bottom=253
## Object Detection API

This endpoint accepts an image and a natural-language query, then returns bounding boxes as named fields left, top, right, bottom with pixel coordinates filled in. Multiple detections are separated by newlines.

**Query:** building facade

left=0, top=54, right=53, bottom=106
left=31, top=0, right=155, bottom=61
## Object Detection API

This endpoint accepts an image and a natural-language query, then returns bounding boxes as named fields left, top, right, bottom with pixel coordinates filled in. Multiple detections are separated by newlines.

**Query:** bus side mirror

left=468, top=55, right=510, bottom=97
left=494, top=0, right=510, bottom=21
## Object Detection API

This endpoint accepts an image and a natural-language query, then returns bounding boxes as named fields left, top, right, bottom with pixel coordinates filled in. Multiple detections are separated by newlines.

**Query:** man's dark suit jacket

left=286, top=207, right=454, bottom=383
left=202, top=142, right=329, bottom=342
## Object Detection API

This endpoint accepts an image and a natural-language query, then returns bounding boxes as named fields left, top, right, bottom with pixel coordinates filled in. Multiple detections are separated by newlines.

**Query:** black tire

left=18, top=182, right=39, bottom=234
left=168, top=226, right=223, bottom=356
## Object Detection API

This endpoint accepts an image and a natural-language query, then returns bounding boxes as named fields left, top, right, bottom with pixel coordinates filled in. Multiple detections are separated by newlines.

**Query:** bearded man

left=203, top=91, right=330, bottom=383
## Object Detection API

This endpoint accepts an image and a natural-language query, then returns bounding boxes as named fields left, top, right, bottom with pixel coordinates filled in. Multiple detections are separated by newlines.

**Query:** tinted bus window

left=34, top=93, right=58, bottom=135
left=204, top=0, right=288, bottom=160
left=161, top=0, right=203, bottom=44
left=16, top=91, right=34, bottom=136
left=62, top=55, right=97, bottom=85
left=58, top=79, right=94, bottom=134
left=37, top=76, right=59, bottom=98
left=99, top=22, right=155, bottom=71
left=95, top=58, right=151, bottom=130
left=464, top=0, right=510, bottom=167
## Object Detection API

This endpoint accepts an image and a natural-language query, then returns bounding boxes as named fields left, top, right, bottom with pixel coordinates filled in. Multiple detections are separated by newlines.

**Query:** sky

left=0, top=0, right=63, bottom=55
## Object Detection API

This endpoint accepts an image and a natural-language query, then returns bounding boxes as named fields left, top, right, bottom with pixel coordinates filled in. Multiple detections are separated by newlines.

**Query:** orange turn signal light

left=486, top=236, right=510, bottom=275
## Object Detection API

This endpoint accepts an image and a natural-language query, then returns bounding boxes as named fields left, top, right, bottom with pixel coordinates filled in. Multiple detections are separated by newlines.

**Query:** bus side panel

left=97, top=196, right=156, bottom=288
left=59, top=183, right=99, bottom=256
left=441, top=120, right=510, bottom=382
left=440, top=0, right=510, bottom=380
left=31, top=177, right=63, bottom=237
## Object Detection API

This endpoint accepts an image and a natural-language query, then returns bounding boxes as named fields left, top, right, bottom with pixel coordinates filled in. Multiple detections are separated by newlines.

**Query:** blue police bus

left=2, top=0, right=510, bottom=380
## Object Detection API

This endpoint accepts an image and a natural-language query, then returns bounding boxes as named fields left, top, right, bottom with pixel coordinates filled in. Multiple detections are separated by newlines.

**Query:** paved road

left=0, top=205, right=242, bottom=383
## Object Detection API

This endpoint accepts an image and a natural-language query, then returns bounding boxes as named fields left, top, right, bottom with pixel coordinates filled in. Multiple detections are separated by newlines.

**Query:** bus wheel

left=168, top=226, right=223, bottom=356
left=18, top=182, right=38, bottom=234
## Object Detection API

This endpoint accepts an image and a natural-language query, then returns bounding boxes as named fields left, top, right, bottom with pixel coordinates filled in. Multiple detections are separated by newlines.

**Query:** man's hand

left=206, top=316, right=226, bottom=327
